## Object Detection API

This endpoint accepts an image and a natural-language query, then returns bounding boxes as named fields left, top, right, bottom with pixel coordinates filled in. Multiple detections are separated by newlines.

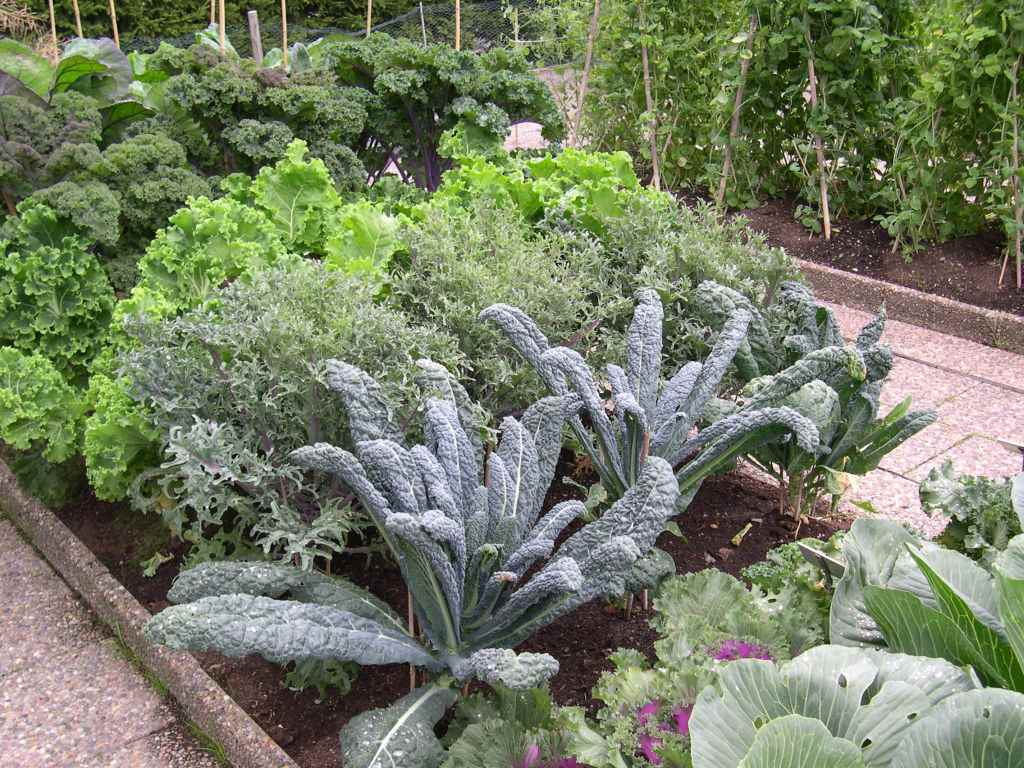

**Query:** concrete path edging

left=0, top=460, right=299, bottom=768
left=798, top=258, right=1024, bottom=352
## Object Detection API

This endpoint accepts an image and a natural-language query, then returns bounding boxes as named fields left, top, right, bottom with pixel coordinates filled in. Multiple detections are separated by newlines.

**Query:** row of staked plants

left=539, top=0, right=1024, bottom=282
left=0, top=25, right=988, bottom=767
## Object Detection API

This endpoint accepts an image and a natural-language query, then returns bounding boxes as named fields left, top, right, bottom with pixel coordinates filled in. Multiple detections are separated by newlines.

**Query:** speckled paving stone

left=879, top=358, right=976, bottom=411
left=82, top=725, right=224, bottom=768
left=844, top=468, right=946, bottom=538
left=0, top=641, right=174, bottom=767
left=877, top=422, right=965, bottom=478
left=907, top=435, right=1024, bottom=483
left=934, top=383, right=1024, bottom=441
left=0, top=522, right=105, bottom=678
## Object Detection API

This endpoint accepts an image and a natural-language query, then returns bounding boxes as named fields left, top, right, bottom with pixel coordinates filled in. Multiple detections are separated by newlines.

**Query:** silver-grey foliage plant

left=145, top=358, right=679, bottom=696
left=481, top=288, right=820, bottom=507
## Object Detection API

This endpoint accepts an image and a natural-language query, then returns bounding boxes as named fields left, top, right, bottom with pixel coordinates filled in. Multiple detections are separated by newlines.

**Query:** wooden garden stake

left=999, top=55, right=1022, bottom=290
left=108, top=0, right=119, bottom=48
left=572, top=0, right=601, bottom=147
left=639, top=3, right=660, bottom=191
left=419, top=2, right=427, bottom=45
left=716, top=14, right=757, bottom=208
left=247, top=10, right=263, bottom=64
left=71, top=0, right=83, bottom=37
left=46, top=0, right=57, bottom=52
left=218, top=0, right=226, bottom=54
left=209, top=0, right=215, bottom=24
left=365, top=0, right=372, bottom=36
left=280, top=0, right=288, bottom=70
left=804, top=26, right=831, bottom=240
left=454, top=0, right=461, bottom=50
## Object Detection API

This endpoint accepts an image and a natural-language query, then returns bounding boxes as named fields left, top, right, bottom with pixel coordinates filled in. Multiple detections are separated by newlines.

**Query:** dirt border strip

left=798, top=258, right=1024, bottom=351
left=0, top=460, right=299, bottom=768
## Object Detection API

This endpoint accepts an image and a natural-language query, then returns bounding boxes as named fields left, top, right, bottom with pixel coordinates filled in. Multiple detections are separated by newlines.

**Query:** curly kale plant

left=696, top=281, right=935, bottom=519
left=135, top=43, right=369, bottom=188
left=0, top=347, right=82, bottom=464
left=322, top=35, right=563, bottom=190
left=146, top=358, right=680, bottom=703
left=920, top=460, right=1023, bottom=566
left=0, top=201, right=115, bottom=379
left=125, top=193, right=296, bottom=317
left=483, top=287, right=819, bottom=507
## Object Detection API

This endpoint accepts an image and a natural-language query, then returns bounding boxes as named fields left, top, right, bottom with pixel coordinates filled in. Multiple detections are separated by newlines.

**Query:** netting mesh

left=125, top=0, right=563, bottom=60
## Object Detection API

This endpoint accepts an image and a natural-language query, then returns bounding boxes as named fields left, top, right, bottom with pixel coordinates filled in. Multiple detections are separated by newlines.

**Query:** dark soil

left=739, top=198, right=1024, bottom=317
left=56, top=468, right=846, bottom=768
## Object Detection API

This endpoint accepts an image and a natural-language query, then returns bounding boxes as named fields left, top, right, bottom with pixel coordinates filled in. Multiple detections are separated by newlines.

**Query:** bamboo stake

left=805, top=25, right=831, bottom=239
left=218, top=0, right=226, bottom=54
left=365, top=0, right=372, bottom=36
left=209, top=0, right=215, bottom=24
left=407, top=591, right=416, bottom=692
left=108, top=0, right=119, bottom=48
left=247, top=10, right=263, bottom=65
left=419, top=2, right=427, bottom=44
left=280, top=0, right=288, bottom=70
left=716, top=14, right=757, bottom=208
left=46, top=0, right=57, bottom=51
left=572, top=0, right=601, bottom=147
left=999, top=56, right=1022, bottom=290
left=71, top=0, right=83, bottom=38
left=639, top=3, right=660, bottom=191
left=454, top=0, right=461, bottom=50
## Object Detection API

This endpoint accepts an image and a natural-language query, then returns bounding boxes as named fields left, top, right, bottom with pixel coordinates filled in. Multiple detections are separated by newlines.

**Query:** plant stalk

left=572, top=0, right=601, bottom=147
left=639, top=2, right=660, bottom=191
left=804, top=25, right=831, bottom=240
left=717, top=14, right=757, bottom=208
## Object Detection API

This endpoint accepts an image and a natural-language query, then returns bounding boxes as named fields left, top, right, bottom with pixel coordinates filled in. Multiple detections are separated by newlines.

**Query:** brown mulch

left=739, top=198, right=1024, bottom=317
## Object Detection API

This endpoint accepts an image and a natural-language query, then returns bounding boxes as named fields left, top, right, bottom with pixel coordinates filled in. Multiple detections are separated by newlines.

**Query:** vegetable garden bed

left=741, top=198, right=1024, bottom=320
left=54, top=463, right=845, bottom=766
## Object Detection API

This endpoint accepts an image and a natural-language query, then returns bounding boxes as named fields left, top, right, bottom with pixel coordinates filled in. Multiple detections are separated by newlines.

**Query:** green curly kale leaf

left=0, top=347, right=82, bottom=463
left=130, top=194, right=296, bottom=314
left=81, top=374, right=160, bottom=501
left=0, top=202, right=115, bottom=378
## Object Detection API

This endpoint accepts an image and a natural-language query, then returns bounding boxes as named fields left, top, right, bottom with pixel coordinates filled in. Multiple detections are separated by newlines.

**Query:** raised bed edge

left=0, top=459, right=299, bottom=768
left=797, top=257, right=1024, bottom=351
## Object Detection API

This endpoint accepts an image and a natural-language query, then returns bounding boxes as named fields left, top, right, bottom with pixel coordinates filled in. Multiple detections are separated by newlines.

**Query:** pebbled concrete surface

left=0, top=519, right=222, bottom=768
left=827, top=302, right=1024, bottom=535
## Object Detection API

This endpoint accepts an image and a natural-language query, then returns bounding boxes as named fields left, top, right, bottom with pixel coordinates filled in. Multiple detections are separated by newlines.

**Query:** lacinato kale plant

left=483, top=287, right=819, bottom=507
left=695, top=280, right=935, bottom=519
left=145, top=358, right=680, bottom=763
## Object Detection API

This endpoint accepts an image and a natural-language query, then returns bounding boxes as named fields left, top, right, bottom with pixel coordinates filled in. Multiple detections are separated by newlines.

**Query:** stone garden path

left=1, top=301, right=1020, bottom=767
left=0, top=518, right=220, bottom=768
left=827, top=302, right=1024, bottom=536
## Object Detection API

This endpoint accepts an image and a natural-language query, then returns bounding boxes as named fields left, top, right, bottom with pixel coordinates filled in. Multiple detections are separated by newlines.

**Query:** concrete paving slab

left=908, top=435, right=1024, bottom=483
left=878, top=422, right=965, bottom=477
left=82, top=724, right=223, bottom=768
left=0, top=640, right=174, bottom=767
left=843, top=467, right=947, bottom=538
left=0, top=522, right=105, bottom=678
left=880, top=357, right=976, bottom=410
left=934, top=382, right=1024, bottom=441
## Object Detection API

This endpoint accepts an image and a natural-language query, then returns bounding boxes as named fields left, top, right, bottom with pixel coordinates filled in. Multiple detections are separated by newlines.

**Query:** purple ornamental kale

left=711, top=639, right=774, bottom=662
left=635, top=700, right=694, bottom=765
left=519, top=743, right=584, bottom=768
